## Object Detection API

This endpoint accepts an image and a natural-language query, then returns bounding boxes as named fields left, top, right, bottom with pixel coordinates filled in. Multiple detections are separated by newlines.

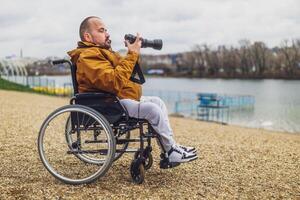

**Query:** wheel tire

left=130, top=159, right=145, bottom=184
left=38, top=105, right=116, bottom=185
left=144, top=153, right=153, bottom=170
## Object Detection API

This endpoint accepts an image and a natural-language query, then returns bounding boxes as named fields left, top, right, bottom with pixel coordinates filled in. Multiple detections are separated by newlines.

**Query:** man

left=68, top=16, right=197, bottom=164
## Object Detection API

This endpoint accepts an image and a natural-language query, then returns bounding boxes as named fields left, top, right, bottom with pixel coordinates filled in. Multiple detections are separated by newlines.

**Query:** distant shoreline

left=146, top=74, right=300, bottom=80
left=30, top=73, right=300, bottom=80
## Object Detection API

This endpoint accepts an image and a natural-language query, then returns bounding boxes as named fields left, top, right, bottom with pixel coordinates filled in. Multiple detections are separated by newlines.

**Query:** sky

left=0, top=0, right=299, bottom=58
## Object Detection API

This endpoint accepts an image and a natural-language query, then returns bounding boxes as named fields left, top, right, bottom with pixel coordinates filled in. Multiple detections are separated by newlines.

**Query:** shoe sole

left=169, top=157, right=198, bottom=165
left=187, top=150, right=197, bottom=154
left=185, top=155, right=198, bottom=162
left=170, top=154, right=198, bottom=164
left=186, top=156, right=198, bottom=162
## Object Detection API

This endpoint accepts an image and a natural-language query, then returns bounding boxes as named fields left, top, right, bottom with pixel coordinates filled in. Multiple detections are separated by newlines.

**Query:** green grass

left=0, top=77, right=69, bottom=96
left=0, top=76, right=35, bottom=92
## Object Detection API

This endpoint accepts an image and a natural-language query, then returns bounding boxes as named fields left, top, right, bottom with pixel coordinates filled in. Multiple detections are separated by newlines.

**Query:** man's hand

left=125, top=33, right=142, bottom=54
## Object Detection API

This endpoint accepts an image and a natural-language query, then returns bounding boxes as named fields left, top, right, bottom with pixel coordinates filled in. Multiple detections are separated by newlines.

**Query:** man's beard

left=100, top=39, right=111, bottom=49
left=95, top=39, right=111, bottom=49
left=104, top=39, right=111, bottom=49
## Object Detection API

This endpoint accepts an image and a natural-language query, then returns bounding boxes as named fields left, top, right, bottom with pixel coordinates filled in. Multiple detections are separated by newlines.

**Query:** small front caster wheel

left=130, top=159, right=145, bottom=184
left=144, top=153, right=153, bottom=170
left=134, top=148, right=153, bottom=171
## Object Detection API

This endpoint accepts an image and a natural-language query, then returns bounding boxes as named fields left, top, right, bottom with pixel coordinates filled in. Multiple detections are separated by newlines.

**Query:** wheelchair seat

left=73, top=92, right=126, bottom=124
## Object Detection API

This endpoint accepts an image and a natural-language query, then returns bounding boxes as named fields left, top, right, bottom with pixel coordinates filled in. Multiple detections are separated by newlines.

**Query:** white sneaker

left=168, top=145, right=198, bottom=163
left=177, top=144, right=197, bottom=154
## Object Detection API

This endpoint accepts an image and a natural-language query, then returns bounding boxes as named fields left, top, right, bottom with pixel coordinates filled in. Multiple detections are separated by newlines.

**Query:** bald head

left=79, top=16, right=100, bottom=41
left=78, top=16, right=111, bottom=48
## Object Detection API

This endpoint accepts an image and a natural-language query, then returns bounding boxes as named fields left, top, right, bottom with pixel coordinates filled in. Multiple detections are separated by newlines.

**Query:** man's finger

left=124, top=40, right=130, bottom=47
left=135, top=33, right=141, bottom=44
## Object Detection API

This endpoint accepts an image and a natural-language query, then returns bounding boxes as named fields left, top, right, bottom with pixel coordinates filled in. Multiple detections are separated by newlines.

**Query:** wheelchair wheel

left=38, top=105, right=116, bottom=185
left=130, top=158, right=145, bottom=184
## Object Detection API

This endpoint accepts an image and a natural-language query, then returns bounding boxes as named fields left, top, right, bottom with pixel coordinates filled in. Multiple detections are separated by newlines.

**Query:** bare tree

left=192, top=44, right=208, bottom=76
left=238, top=39, right=254, bottom=75
left=250, top=41, right=268, bottom=75
left=280, top=39, right=300, bottom=76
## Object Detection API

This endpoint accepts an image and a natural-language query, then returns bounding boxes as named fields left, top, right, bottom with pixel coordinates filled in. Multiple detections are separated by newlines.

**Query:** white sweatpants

left=120, top=96, right=175, bottom=152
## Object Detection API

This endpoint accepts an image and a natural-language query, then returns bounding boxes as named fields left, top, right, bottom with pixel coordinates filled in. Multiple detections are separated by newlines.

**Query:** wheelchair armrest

left=75, top=92, right=116, bottom=99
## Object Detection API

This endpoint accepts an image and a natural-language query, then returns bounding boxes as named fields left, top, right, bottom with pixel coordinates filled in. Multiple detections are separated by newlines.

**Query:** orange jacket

left=68, top=41, right=142, bottom=101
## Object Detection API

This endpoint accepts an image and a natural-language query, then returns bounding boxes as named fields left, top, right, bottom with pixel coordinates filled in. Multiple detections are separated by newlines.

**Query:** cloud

left=0, top=0, right=299, bottom=58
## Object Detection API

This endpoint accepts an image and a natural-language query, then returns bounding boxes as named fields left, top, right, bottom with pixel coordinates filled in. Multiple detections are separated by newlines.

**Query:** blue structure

left=142, top=89, right=255, bottom=125
left=197, top=93, right=229, bottom=124
left=196, top=93, right=255, bottom=124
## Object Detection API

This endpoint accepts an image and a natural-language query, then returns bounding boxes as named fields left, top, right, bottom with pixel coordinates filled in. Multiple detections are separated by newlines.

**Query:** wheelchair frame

left=37, top=59, right=178, bottom=185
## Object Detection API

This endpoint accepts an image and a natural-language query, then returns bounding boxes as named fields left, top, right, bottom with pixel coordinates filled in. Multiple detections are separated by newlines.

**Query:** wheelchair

left=37, top=59, right=179, bottom=185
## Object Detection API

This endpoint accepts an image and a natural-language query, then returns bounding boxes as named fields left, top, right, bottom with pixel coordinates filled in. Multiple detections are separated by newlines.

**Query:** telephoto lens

left=124, top=34, right=163, bottom=50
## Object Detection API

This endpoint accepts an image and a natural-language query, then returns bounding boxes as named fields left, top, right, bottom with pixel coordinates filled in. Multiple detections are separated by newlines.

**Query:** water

left=143, top=78, right=300, bottom=133
left=6, top=75, right=300, bottom=133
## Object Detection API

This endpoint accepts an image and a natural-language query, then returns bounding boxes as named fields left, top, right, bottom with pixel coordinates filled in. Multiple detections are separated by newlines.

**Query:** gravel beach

left=0, top=90, right=299, bottom=199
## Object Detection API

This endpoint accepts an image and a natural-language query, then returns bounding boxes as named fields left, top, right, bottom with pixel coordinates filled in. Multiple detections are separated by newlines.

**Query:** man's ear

left=84, top=32, right=92, bottom=42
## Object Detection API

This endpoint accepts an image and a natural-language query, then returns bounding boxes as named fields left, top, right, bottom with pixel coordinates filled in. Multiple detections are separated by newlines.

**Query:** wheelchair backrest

left=70, top=62, right=127, bottom=124
left=70, top=63, right=79, bottom=94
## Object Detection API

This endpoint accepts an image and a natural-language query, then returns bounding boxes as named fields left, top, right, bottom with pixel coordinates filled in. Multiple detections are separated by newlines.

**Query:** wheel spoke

left=84, top=116, right=91, bottom=129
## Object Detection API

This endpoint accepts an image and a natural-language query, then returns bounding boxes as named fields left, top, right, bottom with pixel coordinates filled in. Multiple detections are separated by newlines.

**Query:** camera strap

left=130, top=62, right=145, bottom=85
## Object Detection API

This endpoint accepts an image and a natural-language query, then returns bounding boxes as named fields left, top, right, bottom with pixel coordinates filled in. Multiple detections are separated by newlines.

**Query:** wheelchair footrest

left=159, top=153, right=181, bottom=169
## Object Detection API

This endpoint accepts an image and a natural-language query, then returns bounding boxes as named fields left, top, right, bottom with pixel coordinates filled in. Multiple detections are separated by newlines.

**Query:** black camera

left=124, top=34, right=163, bottom=50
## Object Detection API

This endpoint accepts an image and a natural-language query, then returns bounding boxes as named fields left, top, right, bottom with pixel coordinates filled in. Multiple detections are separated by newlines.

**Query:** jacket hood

left=68, top=41, right=113, bottom=63
left=67, top=41, right=99, bottom=63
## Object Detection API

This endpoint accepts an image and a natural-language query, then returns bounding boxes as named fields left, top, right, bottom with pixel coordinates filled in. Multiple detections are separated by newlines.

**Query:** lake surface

left=143, top=77, right=300, bottom=133
left=8, top=75, right=300, bottom=133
